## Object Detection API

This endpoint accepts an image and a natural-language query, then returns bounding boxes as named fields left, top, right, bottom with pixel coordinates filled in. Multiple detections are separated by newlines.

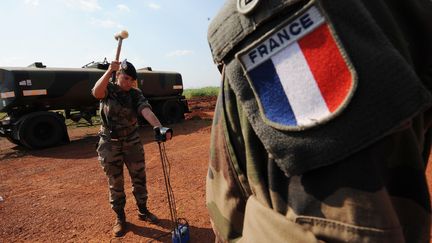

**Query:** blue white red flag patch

left=237, top=5, right=357, bottom=130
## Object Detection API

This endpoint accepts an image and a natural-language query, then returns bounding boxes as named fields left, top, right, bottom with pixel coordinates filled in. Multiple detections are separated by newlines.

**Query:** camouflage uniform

left=206, top=0, right=432, bottom=242
left=96, top=82, right=152, bottom=214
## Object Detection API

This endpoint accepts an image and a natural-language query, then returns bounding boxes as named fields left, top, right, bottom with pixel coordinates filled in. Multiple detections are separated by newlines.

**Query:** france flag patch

left=238, top=5, right=356, bottom=130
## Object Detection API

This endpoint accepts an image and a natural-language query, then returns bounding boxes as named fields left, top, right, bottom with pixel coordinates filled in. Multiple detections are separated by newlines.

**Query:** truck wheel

left=19, top=113, right=65, bottom=149
left=6, top=137, right=23, bottom=146
left=162, top=100, right=184, bottom=124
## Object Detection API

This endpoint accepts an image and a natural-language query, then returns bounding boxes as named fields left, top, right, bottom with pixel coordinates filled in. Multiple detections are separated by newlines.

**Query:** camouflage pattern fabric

left=207, top=0, right=432, bottom=242
left=97, top=82, right=152, bottom=211
left=100, top=82, right=151, bottom=136
left=97, top=132, right=147, bottom=211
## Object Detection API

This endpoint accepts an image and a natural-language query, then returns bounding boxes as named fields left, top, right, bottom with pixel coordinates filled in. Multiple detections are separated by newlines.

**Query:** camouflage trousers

left=96, top=131, right=148, bottom=212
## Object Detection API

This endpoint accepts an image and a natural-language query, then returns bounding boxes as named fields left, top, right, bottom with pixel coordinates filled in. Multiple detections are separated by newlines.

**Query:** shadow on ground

left=109, top=218, right=214, bottom=243
left=0, top=119, right=212, bottom=161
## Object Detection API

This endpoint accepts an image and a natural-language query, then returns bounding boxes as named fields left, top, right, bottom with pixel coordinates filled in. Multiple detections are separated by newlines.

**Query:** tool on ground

left=154, top=127, right=190, bottom=243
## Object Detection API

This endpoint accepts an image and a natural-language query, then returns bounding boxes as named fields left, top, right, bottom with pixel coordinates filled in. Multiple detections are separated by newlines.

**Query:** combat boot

left=138, top=204, right=159, bottom=223
left=113, top=209, right=127, bottom=237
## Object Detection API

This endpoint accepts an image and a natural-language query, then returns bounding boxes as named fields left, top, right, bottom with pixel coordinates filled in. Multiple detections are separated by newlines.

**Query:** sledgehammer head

left=114, top=30, right=129, bottom=40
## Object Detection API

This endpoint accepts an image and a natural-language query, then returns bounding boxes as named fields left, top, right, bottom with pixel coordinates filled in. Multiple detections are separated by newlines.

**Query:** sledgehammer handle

left=111, top=38, right=123, bottom=82
left=115, top=38, right=123, bottom=62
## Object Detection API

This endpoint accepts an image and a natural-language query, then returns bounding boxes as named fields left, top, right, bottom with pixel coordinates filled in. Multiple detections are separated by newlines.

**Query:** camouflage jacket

left=206, top=0, right=432, bottom=242
left=99, top=82, right=151, bottom=138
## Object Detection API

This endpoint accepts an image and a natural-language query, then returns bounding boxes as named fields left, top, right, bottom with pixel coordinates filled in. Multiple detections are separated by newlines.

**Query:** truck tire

left=18, top=112, right=66, bottom=149
left=161, top=100, right=184, bottom=124
left=6, top=137, right=23, bottom=146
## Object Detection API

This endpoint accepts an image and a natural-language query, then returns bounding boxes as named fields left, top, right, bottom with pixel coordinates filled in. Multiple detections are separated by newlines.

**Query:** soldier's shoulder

left=129, top=87, right=144, bottom=96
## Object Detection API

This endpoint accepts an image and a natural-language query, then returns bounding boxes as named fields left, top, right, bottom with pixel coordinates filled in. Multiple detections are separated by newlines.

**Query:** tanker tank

left=0, top=66, right=102, bottom=113
left=0, top=61, right=189, bottom=149
left=137, top=69, right=184, bottom=98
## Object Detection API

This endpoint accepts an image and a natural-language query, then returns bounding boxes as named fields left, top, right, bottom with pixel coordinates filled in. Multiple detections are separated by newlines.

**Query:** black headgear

left=120, top=59, right=137, bottom=80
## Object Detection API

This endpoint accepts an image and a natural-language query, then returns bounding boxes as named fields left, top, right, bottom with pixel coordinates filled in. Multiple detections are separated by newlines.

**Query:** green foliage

left=183, top=87, right=219, bottom=99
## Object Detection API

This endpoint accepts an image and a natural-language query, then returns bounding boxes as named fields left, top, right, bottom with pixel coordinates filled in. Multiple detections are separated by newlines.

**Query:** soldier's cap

left=120, top=59, right=137, bottom=80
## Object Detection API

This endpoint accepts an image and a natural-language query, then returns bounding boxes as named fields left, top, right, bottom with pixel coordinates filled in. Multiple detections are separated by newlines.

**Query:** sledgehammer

left=114, top=30, right=129, bottom=61
left=112, top=30, right=129, bottom=81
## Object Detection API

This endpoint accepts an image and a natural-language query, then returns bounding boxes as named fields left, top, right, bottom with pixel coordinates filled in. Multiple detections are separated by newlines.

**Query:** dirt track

left=0, top=97, right=216, bottom=243
left=0, top=96, right=431, bottom=242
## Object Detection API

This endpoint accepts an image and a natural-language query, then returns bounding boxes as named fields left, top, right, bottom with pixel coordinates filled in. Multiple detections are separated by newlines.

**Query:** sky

left=0, top=0, right=226, bottom=88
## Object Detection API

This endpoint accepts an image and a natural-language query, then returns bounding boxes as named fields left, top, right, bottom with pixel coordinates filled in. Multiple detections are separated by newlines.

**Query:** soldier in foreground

left=206, top=0, right=432, bottom=242
left=92, top=60, right=171, bottom=237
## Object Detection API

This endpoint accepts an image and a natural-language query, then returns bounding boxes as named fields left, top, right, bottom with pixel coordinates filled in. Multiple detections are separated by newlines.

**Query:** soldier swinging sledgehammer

left=92, top=30, right=173, bottom=237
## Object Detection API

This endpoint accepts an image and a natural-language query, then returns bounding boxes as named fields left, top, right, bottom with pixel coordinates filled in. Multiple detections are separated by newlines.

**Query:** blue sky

left=0, top=0, right=225, bottom=88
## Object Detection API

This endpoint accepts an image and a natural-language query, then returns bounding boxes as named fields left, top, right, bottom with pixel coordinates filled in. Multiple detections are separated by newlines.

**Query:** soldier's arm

left=92, top=61, right=120, bottom=99
left=133, top=89, right=162, bottom=128
left=206, top=0, right=432, bottom=241
left=207, top=77, right=252, bottom=242
left=141, top=107, right=162, bottom=127
left=140, top=107, right=172, bottom=140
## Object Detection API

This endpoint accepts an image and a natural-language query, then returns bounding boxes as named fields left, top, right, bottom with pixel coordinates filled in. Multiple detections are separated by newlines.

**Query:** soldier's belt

left=102, top=126, right=138, bottom=140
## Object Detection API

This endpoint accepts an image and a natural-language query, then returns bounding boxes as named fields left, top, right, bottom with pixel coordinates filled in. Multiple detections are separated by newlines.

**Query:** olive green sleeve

left=206, top=74, right=253, bottom=242
left=130, top=88, right=152, bottom=114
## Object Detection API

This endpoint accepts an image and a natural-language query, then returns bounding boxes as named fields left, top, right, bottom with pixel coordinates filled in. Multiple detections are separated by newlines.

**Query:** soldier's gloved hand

left=153, top=126, right=173, bottom=142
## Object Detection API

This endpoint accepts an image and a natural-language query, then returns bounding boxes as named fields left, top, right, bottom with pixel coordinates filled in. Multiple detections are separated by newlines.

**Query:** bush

left=183, top=87, right=219, bottom=99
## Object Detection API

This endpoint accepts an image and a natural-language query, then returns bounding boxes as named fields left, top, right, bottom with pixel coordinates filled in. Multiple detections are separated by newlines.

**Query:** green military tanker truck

left=0, top=61, right=189, bottom=149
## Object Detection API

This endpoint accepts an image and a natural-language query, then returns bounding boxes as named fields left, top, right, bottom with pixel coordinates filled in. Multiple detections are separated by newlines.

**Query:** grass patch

left=183, top=87, right=219, bottom=99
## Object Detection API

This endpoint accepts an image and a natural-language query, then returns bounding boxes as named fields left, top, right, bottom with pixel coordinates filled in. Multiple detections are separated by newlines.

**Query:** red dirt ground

left=0, top=97, right=216, bottom=243
left=0, top=96, right=431, bottom=242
